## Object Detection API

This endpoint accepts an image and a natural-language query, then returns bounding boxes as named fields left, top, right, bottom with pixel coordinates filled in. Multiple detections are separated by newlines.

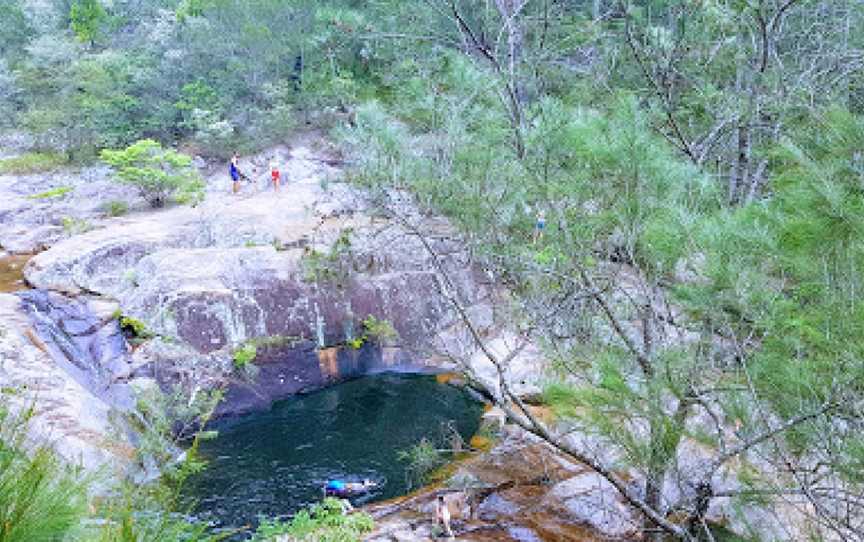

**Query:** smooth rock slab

left=0, top=293, right=132, bottom=471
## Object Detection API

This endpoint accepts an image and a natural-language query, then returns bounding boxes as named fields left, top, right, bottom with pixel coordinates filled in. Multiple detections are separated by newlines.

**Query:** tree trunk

left=644, top=467, right=665, bottom=542
left=494, top=0, right=527, bottom=158
left=728, top=121, right=749, bottom=206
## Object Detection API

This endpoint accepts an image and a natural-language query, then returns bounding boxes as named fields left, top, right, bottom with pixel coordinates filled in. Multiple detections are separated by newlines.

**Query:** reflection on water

left=185, top=373, right=483, bottom=532
left=0, top=254, right=31, bottom=292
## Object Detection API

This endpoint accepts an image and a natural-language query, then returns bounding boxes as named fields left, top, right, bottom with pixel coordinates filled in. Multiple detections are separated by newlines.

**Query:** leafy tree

left=70, top=0, right=107, bottom=45
left=101, top=139, right=204, bottom=208
left=0, top=0, right=33, bottom=59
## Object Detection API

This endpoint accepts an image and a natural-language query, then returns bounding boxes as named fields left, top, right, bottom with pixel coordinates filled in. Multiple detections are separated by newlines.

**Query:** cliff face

left=1, top=139, right=498, bottom=469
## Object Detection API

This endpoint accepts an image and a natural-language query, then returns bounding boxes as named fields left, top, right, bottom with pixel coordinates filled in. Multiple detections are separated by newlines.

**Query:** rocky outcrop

left=365, top=426, right=638, bottom=542
left=21, top=143, right=494, bottom=417
left=0, top=293, right=134, bottom=471
left=0, top=164, right=138, bottom=254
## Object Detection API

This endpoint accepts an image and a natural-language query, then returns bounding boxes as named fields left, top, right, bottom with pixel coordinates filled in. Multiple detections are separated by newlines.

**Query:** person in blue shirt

left=323, top=478, right=377, bottom=498
left=230, top=154, right=245, bottom=194
left=533, top=210, right=546, bottom=244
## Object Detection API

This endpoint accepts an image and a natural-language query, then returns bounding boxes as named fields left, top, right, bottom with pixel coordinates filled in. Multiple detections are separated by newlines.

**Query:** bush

left=0, top=152, right=67, bottom=174
left=100, top=139, right=205, bottom=208
left=397, top=438, right=445, bottom=488
left=361, top=315, right=399, bottom=344
left=251, top=498, right=374, bottom=542
left=102, top=200, right=129, bottom=217
left=61, top=216, right=93, bottom=235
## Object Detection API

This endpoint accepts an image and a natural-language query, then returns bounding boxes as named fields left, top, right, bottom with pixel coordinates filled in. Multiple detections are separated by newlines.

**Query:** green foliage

left=28, top=185, right=73, bottom=199
left=70, top=0, right=107, bottom=45
left=101, top=139, right=204, bottom=208
left=233, top=342, right=258, bottom=370
left=361, top=315, right=398, bottom=344
left=301, top=229, right=354, bottom=286
left=61, top=216, right=93, bottom=235
left=0, top=405, right=89, bottom=542
left=98, top=385, right=225, bottom=542
left=119, top=315, right=153, bottom=339
left=251, top=498, right=374, bottom=542
left=0, top=152, right=67, bottom=174
left=397, top=438, right=445, bottom=488
left=102, top=200, right=129, bottom=217
left=0, top=2, right=32, bottom=59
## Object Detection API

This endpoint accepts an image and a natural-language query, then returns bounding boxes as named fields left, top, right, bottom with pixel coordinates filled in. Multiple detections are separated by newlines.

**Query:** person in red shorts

left=270, top=160, right=281, bottom=191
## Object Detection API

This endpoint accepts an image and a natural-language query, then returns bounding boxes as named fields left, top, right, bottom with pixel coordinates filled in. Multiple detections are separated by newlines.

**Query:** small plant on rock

left=232, top=343, right=258, bottom=371
left=102, top=200, right=129, bottom=217
left=362, top=315, right=399, bottom=344
left=119, top=315, right=153, bottom=341
left=60, top=216, right=92, bottom=235
left=28, top=186, right=73, bottom=200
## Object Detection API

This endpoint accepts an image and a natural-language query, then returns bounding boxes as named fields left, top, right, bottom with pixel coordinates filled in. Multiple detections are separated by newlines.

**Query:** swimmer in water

left=323, top=478, right=378, bottom=498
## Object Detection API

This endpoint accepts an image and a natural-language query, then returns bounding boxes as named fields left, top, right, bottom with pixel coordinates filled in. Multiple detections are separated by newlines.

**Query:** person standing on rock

left=532, top=210, right=546, bottom=245
left=270, top=160, right=281, bottom=191
left=435, top=494, right=454, bottom=539
left=230, top=154, right=244, bottom=194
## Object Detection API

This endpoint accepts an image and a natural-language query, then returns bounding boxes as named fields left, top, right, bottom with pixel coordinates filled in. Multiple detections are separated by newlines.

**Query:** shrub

left=100, top=139, right=205, bottom=208
left=397, top=438, right=445, bottom=488
left=102, top=199, right=129, bottom=217
left=362, top=315, right=399, bottom=344
left=0, top=152, right=67, bottom=174
left=251, top=498, right=374, bottom=542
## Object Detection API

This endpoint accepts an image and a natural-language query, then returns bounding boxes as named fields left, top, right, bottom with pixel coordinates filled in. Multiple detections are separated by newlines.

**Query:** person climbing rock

left=270, top=160, right=281, bottom=191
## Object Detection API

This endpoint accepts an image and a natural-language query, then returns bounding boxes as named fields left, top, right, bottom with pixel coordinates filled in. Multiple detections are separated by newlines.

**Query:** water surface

left=186, top=373, right=483, bottom=530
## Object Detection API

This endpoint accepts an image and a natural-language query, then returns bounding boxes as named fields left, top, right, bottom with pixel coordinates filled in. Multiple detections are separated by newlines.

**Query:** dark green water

left=185, top=373, right=483, bottom=530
